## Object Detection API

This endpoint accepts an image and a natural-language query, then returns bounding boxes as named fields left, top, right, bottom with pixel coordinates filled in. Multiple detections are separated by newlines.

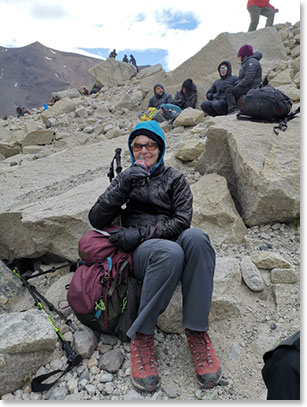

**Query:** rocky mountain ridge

left=0, top=21, right=300, bottom=400
left=0, top=41, right=102, bottom=118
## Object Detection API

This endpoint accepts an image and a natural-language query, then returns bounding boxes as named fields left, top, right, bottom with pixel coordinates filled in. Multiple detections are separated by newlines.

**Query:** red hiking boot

left=185, top=328, right=222, bottom=388
left=130, top=332, right=160, bottom=392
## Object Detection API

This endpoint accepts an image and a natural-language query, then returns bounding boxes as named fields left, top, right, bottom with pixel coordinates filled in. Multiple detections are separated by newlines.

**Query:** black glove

left=119, top=165, right=149, bottom=193
left=109, top=227, right=146, bottom=252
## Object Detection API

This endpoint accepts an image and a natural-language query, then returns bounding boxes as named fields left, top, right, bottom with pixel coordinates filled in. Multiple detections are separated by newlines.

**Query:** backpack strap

left=273, top=106, right=300, bottom=135
left=31, top=363, right=74, bottom=392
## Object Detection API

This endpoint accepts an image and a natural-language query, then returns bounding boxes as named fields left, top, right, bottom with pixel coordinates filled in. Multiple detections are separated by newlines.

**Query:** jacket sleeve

left=88, top=174, right=128, bottom=229
left=166, top=93, right=174, bottom=104
left=236, top=59, right=259, bottom=88
left=174, top=91, right=183, bottom=107
left=145, top=174, right=193, bottom=240
left=186, top=90, right=197, bottom=108
left=148, top=96, right=154, bottom=108
left=206, top=83, right=216, bottom=100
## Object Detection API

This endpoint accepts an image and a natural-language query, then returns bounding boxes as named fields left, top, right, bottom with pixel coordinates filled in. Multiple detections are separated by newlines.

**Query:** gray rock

left=241, top=256, right=265, bottom=292
left=99, top=349, right=124, bottom=373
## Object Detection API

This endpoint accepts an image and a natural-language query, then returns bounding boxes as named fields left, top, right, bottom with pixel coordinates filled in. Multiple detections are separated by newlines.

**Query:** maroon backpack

left=67, top=226, right=138, bottom=340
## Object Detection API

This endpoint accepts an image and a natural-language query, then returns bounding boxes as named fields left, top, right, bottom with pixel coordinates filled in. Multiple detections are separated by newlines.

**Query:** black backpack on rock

left=237, top=86, right=300, bottom=134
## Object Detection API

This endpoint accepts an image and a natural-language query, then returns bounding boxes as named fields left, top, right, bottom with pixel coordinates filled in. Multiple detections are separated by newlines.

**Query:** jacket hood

left=217, top=60, right=232, bottom=79
left=242, top=51, right=263, bottom=63
left=153, top=82, right=165, bottom=95
left=128, top=121, right=166, bottom=174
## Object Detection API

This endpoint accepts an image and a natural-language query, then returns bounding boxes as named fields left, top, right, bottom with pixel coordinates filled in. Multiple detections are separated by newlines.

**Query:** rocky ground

left=1, top=221, right=300, bottom=401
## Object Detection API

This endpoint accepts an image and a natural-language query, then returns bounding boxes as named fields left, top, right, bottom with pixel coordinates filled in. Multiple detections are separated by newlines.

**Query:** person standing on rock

left=123, top=54, right=129, bottom=63
left=224, top=44, right=262, bottom=114
left=129, top=54, right=139, bottom=72
left=247, top=0, right=279, bottom=31
left=88, top=120, right=221, bottom=393
left=201, top=61, right=238, bottom=116
left=174, top=78, right=198, bottom=110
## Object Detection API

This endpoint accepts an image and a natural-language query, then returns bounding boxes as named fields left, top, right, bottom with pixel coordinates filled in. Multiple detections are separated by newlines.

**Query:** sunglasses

left=132, top=142, right=158, bottom=152
left=219, top=67, right=228, bottom=71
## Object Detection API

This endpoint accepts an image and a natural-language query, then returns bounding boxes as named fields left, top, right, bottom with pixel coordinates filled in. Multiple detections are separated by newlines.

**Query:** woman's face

left=131, top=135, right=160, bottom=170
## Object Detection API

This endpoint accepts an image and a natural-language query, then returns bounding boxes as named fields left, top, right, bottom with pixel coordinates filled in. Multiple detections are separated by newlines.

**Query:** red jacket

left=247, top=0, right=275, bottom=9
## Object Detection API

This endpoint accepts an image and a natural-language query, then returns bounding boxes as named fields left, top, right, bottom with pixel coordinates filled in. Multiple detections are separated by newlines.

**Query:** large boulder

left=191, top=173, right=247, bottom=244
left=196, top=116, right=300, bottom=226
left=89, top=59, right=136, bottom=87
left=164, top=27, right=288, bottom=88
left=0, top=136, right=129, bottom=262
left=0, top=309, right=57, bottom=396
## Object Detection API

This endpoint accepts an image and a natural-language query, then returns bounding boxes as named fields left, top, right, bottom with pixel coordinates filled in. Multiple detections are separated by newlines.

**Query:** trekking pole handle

left=115, top=148, right=122, bottom=174
left=62, top=341, right=82, bottom=366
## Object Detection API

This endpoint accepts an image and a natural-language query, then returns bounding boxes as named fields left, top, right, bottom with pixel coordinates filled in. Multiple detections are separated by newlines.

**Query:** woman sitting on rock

left=88, top=120, right=221, bottom=393
left=174, top=78, right=198, bottom=110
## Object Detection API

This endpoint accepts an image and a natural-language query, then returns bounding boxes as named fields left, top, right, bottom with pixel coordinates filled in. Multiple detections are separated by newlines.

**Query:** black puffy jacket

left=148, top=83, right=174, bottom=109
left=236, top=51, right=263, bottom=91
left=174, top=83, right=198, bottom=109
left=89, top=164, right=193, bottom=241
left=206, top=61, right=238, bottom=101
left=89, top=120, right=193, bottom=241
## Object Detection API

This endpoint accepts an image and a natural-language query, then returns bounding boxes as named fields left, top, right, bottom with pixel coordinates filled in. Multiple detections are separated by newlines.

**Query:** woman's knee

left=149, top=240, right=185, bottom=268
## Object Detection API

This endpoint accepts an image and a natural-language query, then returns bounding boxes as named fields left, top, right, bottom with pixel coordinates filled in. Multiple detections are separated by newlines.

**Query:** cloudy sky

left=0, top=0, right=301, bottom=71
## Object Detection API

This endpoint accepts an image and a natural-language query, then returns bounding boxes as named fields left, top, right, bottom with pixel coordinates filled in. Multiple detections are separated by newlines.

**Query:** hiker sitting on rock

left=123, top=54, right=129, bottom=63
left=88, top=120, right=221, bottom=393
left=174, top=78, right=198, bottom=110
left=201, top=61, right=238, bottom=117
left=147, top=83, right=174, bottom=122
left=16, top=105, right=30, bottom=117
left=224, top=44, right=262, bottom=114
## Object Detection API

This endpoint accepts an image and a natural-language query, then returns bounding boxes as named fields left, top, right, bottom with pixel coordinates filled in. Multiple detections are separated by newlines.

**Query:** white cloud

left=0, top=0, right=301, bottom=70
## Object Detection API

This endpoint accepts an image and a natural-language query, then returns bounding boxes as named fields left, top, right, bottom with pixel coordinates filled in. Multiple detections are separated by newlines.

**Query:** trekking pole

left=24, top=261, right=76, bottom=281
left=114, top=148, right=122, bottom=175
left=11, top=267, right=82, bottom=391
left=107, top=148, right=122, bottom=182
left=14, top=266, right=77, bottom=333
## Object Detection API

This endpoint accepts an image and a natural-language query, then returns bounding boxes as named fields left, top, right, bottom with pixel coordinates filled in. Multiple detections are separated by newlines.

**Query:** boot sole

left=197, top=368, right=222, bottom=389
left=131, top=374, right=160, bottom=393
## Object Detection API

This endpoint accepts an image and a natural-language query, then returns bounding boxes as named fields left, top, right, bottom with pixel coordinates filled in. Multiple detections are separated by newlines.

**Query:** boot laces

left=188, top=330, right=213, bottom=367
left=132, top=333, right=156, bottom=371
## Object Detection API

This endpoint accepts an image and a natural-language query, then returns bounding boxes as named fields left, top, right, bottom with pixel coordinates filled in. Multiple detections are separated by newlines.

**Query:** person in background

left=129, top=54, right=139, bottom=72
left=88, top=120, right=221, bottom=393
left=109, top=49, right=117, bottom=58
left=224, top=44, right=262, bottom=114
left=200, top=61, right=238, bottom=116
left=247, top=0, right=279, bottom=31
left=174, top=78, right=198, bottom=110
left=123, top=54, right=129, bottom=63
left=262, top=331, right=300, bottom=400
left=148, top=83, right=173, bottom=109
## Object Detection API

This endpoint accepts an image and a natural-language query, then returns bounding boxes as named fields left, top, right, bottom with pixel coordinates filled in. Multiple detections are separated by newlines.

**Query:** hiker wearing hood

left=225, top=44, right=263, bottom=114
left=174, top=78, right=198, bottom=110
left=200, top=61, right=238, bottom=116
left=148, top=83, right=173, bottom=109
left=89, top=120, right=221, bottom=393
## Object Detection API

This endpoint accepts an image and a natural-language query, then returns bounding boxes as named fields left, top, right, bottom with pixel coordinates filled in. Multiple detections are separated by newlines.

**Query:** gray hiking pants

left=248, top=6, right=276, bottom=32
left=126, top=228, right=216, bottom=338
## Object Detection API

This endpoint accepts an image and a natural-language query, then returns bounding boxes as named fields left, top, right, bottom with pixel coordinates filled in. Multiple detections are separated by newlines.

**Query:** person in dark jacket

left=123, top=54, right=129, bottom=63
left=174, top=78, right=197, bottom=109
left=247, top=0, right=279, bottom=32
left=88, top=120, right=221, bottom=393
left=224, top=44, right=263, bottom=114
left=200, top=61, right=238, bottom=116
left=262, top=331, right=300, bottom=400
left=148, top=83, right=173, bottom=109
left=129, top=54, right=139, bottom=72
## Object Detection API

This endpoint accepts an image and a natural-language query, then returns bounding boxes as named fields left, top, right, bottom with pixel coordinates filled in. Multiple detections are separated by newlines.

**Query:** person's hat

left=237, top=44, right=253, bottom=58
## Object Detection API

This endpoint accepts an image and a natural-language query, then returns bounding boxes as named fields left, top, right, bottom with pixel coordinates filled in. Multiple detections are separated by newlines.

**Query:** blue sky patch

left=155, top=9, right=200, bottom=31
